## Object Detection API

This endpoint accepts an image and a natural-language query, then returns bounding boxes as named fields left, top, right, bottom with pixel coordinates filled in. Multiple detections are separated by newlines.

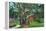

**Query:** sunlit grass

left=28, top=21, right=44, bottom=27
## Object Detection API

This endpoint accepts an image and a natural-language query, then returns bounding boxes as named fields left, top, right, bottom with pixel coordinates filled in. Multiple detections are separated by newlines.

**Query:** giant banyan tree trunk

left=19, top=14, right=28, bottom=28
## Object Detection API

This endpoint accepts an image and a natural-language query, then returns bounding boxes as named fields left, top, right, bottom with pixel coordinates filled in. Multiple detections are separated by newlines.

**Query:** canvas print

left=9, top=2, right=44, bottom=28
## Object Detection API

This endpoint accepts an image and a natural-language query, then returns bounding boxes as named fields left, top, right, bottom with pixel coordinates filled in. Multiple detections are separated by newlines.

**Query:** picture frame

left=5, top=1, right=45, bottom=31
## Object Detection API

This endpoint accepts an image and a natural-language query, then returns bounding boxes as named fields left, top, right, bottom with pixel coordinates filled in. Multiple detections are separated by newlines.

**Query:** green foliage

left=9, top=2, right=44, bottom=18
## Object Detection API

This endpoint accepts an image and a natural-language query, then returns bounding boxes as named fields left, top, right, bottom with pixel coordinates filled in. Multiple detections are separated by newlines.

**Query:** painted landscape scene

left=9, top=2, right=44, bottom=28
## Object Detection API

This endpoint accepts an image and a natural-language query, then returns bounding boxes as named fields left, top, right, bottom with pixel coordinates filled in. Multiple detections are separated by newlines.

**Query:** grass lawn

left=28, top=21, right=44, bottom=28
left=9, top=18, right=44, bottom=28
